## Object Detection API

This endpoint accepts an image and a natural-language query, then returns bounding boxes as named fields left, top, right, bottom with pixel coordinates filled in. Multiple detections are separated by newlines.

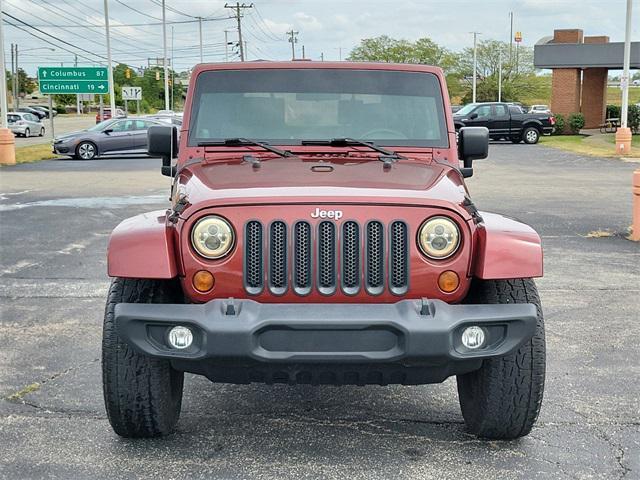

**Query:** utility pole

left=103, top=0, right=116, bottom=115
left=302, top=45, right=305, bottom=60
left=287, top=29, right=299, bottom=60
left=320, top=52, right=324, bottom=61
left=471, top=32, right=481, bottom=103
left=12, top=44, right=19, bottom=109
left=162, top=0, right=169, bottom=110
left=509, top=12, right=513, bottom=64
left=198, top=17, right=203, bottom=63
left=225, top=3, right=253, bottom=62
left=224, top=30, right=230, bottom=61
left=75, top=54, right=80, bottom=115
left=0, top=0, right=8, bottom=128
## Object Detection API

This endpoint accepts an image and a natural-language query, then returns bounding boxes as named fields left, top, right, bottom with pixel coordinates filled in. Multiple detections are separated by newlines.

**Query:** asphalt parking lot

left=13, top=114, right=95, bottom=146
left=0, top=144, right=638, bottom=479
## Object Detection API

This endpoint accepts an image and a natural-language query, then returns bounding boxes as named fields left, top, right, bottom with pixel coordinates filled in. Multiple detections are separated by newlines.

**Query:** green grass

left=11, top=144, right=62, bottom=164
left=607, top=86, right=640, bottom=106
left=539, top=133, right=640, bottom=158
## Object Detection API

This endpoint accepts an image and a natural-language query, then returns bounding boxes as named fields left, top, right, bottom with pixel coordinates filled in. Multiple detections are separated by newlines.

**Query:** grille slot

left=365, top=221, right=385, bottom=295
left=244, top=221, right=264, bottom=295
left=341, top=221, right=360, bottom=295
left=268, top=221, right=287, bottom=295
left=389, top=221, right=409, bottom=295
left=317, top=221, right=337, bottom=295
left=293, top=221, right=312, bottom=295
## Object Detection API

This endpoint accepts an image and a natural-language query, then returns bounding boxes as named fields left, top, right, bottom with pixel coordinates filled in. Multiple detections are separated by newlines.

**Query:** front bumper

left=115, top=299, right=536, bottom=368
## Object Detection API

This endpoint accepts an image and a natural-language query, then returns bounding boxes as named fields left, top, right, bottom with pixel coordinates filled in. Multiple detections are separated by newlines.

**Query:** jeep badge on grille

left=311, top=208, right=343, bottom=220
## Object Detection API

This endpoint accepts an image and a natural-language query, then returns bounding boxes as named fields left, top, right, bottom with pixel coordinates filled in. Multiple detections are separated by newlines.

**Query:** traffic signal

left=155, top=70, right=160, bottom=81
left=125, top=68, right=131, bottom=79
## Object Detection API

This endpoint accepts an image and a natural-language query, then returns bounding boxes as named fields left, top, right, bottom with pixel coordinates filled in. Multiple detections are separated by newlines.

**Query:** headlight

left=191, top=216, right=234, bottom=259
left=418, top=216, right=460, bottom=259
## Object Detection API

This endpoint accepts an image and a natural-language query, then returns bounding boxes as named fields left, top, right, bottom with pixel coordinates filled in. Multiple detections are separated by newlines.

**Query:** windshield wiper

left=197, top=138, right=294, bottom=158
left=301, top=138, right=404, bottom=165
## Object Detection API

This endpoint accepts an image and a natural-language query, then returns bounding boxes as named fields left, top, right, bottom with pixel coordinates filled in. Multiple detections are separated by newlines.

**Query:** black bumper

left=115, top=299, right=537, bottom=384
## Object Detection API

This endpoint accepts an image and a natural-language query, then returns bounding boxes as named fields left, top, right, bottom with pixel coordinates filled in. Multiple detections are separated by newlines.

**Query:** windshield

left=189, top=69, right=448, bottom=147
left=454, top=103, right=479, bottom=116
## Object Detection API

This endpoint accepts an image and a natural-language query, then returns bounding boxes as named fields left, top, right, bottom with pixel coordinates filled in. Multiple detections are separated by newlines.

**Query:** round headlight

left=418, top=216, right=460, bottom=259
left=191, top=216, right=234, bottom=259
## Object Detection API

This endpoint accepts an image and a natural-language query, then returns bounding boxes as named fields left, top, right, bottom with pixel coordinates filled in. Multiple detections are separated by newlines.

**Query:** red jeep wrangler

left=103, top=62, right=545, bottom=440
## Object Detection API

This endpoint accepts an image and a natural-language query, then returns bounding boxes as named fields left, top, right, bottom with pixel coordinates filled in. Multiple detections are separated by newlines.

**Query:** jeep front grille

left=244, top=220, right=409, bottom=296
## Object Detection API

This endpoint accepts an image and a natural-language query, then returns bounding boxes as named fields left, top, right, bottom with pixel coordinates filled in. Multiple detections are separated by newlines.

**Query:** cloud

left=293, top=12, right=323, bottom=32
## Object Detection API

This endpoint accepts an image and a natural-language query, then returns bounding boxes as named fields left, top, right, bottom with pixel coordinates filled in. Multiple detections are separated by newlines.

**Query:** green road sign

left=37, top=67, right=109, bottom=95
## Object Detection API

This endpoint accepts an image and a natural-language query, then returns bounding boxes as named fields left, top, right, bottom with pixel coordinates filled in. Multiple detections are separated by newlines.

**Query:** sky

left=3, top=0, right=638, bottom=75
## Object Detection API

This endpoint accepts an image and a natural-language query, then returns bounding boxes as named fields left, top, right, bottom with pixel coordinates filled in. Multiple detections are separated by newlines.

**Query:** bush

left=55, top=105, right=66, bottom=114
left=606, top=104, right=620, bottom=119
left=552, top=113, right=565, bottom=135
left=628, top=104, right=640, bottom=134
left=568, top=113, right=585, bottom=134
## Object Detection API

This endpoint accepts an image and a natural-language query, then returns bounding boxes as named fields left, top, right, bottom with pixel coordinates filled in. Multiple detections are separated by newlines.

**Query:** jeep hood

left=176, top=155, right=470, bottom=215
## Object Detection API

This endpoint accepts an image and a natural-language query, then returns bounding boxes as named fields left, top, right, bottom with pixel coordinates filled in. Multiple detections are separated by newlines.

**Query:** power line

left=253, top=6, right=282, bottom=41
left=113, top=0, right=162, bottom=21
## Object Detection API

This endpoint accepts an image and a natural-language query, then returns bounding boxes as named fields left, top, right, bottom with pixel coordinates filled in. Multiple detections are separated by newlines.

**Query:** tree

left=6, top=68, right=36, bottom=96
left=348, top=36, right=461, bottom=98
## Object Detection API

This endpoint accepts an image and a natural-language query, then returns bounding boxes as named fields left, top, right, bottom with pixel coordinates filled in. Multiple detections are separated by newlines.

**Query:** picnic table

left=600, top=117, right=620, bottom=133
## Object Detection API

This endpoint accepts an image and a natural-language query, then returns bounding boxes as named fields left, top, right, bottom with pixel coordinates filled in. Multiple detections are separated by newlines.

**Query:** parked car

left=18, top=106, right=46, bottom=120
left=529, top=104, right=551, bottom=114
left=53, top=117, right=164, bottom=159
left=103, top=62, right=546, bottom=441
left=451, top=105, right=463, bottom=113
left=7, top=111, right=45, bottom=137
left=32, top=105, right=57, bottom=118
left=143, top=114, right=182, bottom=126
left=453, top=102, right=555, bottom=144
left=95, top=107, right=125, bottom=124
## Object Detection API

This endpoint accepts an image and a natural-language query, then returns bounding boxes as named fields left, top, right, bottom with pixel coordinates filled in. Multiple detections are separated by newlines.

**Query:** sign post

left=122, top=87, right=142, bottom=118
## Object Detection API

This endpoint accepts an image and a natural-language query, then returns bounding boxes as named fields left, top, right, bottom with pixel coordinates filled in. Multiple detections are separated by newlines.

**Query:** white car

left=529, top=105, right=551, bottom=114
left=7, top=111, right=45, bottom=137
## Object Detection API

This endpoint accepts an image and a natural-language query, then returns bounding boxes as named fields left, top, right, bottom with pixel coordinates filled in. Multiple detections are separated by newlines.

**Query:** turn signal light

left=193, top=270, right=214, bottom=292
left=438, top=270, right=459, bottom=293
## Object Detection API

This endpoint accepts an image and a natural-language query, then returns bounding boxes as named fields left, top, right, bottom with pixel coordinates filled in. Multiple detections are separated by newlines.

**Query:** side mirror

left=458, top=127, right=489, bottom=178
left=103, top=128, right=113, bottom=134
left=468, top=112, right=478, bottom=120
left=148, top=125, right=179, bottom=176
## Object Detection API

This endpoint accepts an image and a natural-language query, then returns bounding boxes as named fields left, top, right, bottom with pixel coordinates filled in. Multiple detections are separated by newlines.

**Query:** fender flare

left=107, top=210, right=178, bottom=279
left=521, top=120, right=543, bottom=131
left=473, top=211, right=543, bottom=279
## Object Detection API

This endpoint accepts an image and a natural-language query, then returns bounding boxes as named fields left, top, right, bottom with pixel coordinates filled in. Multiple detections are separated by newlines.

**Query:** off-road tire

left=457, top=278, right=545, bottom=439
left=102, top=277, right=184, bottom=438
left=522, top=127, right=540, bottom=144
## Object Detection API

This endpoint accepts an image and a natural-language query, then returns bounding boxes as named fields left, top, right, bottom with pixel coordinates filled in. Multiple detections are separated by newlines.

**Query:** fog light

left=461, top=326, right=485, bottom=350
left=193, top=270, right=214, bottom=292
left=168, top=326, right=193, bottom=349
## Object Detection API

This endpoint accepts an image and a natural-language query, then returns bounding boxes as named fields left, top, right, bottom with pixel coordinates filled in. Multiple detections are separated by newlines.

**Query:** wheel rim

left=40, top=128, right=45, bottom=136
left=78, top=143, right=95, bottom=159
left=25, top=129, right=30, bottom=137
left=526, top=130, right=538, bottom=143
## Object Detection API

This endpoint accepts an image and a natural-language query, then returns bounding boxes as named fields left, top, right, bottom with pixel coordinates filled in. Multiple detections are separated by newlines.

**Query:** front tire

left=523, top=127, right=540, bottom=144
left=77, top=141, right=97, bottom=160
left=102, top=278, right=184, bottom=438
left=457, top=278, right=546, bottom=439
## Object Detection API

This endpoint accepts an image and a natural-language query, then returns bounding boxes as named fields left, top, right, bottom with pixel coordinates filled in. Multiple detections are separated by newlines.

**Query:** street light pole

left=162, top=0, right=169, bottom=111
left=615, top=0, right=634, bottom=155
left=498, top=51, right=502, bottom=102
left=103, top=0, right=116, bottom=115
left=471, top=32, right=481, bottom=103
